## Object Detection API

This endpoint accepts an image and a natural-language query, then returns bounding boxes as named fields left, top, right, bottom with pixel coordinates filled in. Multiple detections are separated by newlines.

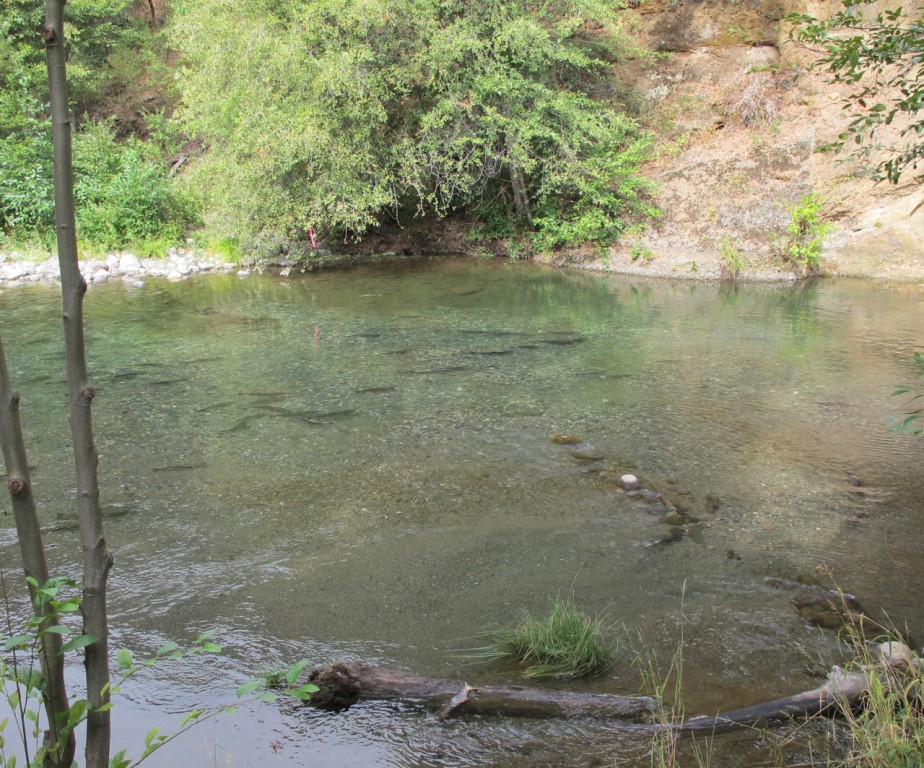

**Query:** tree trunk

left=506, top=138, right=533, bottom=224
left=0, top=341, right=76, bottom=768
left=307, top=663, right=657, bottom=721
left=43, top=4, right=113, bottom=768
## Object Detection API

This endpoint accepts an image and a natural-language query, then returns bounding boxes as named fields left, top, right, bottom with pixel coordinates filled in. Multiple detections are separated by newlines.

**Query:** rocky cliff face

left=569, top=0, right=924, bottom=281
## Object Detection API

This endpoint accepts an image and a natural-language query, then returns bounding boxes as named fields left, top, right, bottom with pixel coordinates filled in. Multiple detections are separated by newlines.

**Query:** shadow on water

left=0, top=259, right=922, bottom=766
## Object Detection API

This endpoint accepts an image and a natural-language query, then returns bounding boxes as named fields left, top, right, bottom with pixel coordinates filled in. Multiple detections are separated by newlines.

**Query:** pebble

left=0, top=248, right=237, bottom=288
left=620, top=474, right=640, bottom=490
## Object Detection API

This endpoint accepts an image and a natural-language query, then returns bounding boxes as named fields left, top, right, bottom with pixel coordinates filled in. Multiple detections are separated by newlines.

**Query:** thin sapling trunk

left=43, top=3, right=114, bottom=767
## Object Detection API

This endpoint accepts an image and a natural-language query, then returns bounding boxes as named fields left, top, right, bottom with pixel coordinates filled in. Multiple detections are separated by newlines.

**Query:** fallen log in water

left=306, top=663, right=658, bottom=722
left=305, top=642, right=922, bottom=732
left=679, top=666, right=870, bottom=733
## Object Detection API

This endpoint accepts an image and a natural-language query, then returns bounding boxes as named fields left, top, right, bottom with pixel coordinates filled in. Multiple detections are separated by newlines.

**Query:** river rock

left=2, top=262, right=28, bottom=280
left=766, top=577, right=866, bottom=630
left=568, top=445, right=604, bottom=461
left=119, top=253, right=142, bottom=272
left=621, top=474, right=640, bottom=490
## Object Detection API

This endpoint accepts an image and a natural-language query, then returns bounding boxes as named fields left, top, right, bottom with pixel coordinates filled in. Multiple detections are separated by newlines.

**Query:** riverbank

left=0, top=247, right=240, bottom=288
left=2, top=241, right=924, bottom=290
left=2, top=207, right=923, bottom=289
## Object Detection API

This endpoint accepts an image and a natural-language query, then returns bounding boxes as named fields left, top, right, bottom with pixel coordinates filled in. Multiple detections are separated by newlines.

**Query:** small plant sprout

left=719, top=235, right=748, bottom=281
left=783, top=194, right=831, bottom=274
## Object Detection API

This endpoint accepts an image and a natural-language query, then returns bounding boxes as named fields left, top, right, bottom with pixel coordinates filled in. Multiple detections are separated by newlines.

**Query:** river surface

left=0, top=259, right=922, bottom=767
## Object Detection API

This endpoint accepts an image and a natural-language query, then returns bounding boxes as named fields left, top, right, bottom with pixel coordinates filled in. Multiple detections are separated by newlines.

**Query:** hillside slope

left=571, top=0, right=924, bottom=281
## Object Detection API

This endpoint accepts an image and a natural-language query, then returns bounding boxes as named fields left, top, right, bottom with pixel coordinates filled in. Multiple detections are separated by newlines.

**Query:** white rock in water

left=91, top=269, right=110, bottom=284
left=620, top=474, right=640, bottom=490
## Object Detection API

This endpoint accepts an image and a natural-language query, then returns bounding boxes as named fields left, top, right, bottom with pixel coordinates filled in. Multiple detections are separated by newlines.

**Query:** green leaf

left=194, top=630, right=218, bottom=645
left=42, top=625, right=72, bottom=635
left=258, top=692, right=278, bottom=702
left=180, top=708, right=205, bottom=727
left=61, top=634, right=98, bottom=653
left=199, top=642, right=221, bottom=654
left=155, top=642, right=180, bottom=656
left=284, top=658, right=312, bottom=684
left=66, top=699, right=89, bottom=728
left=116, top=648, right=134, bottom=670
left=144, top=726, right=162, bottom=749
left=51, top=599, right=81, bottom=613
left=4, top=634, right=34, bottom=650
left=109, top=749, right=130, bottom=768
left=288, top=683, right=319, bottom=701
left=236, top=679, right=262, bottom=698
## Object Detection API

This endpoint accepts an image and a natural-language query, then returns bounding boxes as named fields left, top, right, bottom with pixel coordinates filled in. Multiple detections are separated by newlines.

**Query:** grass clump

left=822, top=620, right=924, bottom=768
left=481, top=596, right=618, bottom=679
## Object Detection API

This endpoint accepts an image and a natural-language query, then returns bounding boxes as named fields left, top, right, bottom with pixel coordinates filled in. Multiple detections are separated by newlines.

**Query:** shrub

left=172, top=0, right=657, bottom=250
left=0, top=75, right=54, bottom=237
left=72, top=122, right=197, bottom=249
left=783, top=193, right=831, bottom=273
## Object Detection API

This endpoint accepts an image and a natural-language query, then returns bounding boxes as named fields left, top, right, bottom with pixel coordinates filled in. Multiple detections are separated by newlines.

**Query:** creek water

left=0, top=258, right=922, bottom=767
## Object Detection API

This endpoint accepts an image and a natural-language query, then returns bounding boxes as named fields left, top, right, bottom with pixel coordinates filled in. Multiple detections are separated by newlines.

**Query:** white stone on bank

left=0, top=247, right=241, bottom=288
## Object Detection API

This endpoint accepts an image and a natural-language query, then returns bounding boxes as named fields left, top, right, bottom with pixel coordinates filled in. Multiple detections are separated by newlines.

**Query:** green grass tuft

left=476, top=596, right=619, bottom=679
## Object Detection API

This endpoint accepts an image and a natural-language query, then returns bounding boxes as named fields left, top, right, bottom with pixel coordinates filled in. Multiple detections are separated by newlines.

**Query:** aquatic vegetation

left=478, top=596, right=619, bottom=679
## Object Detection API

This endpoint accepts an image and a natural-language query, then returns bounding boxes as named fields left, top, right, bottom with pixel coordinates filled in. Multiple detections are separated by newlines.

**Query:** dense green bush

left=172, top=0, right=656, bottom=251
left=0, top=74, right=54, bottom=238
left=0, top=0, right=195, bottom=251
left=72, top=122, right=197, bottom=250
left=0, top=112, right=196, bottom=250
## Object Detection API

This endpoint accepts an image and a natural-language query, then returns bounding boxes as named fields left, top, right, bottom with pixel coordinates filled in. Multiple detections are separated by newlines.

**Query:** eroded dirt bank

left=587, top=0, right=924, bottom=282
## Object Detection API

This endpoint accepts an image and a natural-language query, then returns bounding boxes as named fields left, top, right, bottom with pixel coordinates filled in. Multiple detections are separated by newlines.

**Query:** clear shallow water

left=1, top=259, right=922, bottom=767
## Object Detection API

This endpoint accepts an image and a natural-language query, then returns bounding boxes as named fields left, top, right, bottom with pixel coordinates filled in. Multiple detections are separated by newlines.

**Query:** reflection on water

left=1, top=260, right=922, bottom=766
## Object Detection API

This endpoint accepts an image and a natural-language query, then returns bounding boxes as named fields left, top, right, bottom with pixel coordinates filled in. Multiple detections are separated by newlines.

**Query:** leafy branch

left=788, top=0, right=924, bottom=183
left=0, top=576, right=317, bottom=768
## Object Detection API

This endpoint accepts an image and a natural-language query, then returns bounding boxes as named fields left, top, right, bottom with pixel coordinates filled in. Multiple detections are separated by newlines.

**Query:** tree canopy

left=172, top=0, right=656, bottom=251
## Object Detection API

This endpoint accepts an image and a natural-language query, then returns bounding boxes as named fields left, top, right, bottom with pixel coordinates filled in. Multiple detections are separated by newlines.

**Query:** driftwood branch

left=679, top=666, right=869, bottom=733
left=307, top=663, right=657, bottom=722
